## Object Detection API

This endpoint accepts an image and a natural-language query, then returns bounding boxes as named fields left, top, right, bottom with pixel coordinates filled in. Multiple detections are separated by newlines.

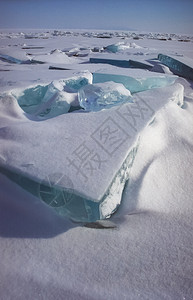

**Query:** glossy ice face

left=14, top=76, right=90, bottom=118
left=158, top=54, right=193, bottom=80
left=93, top=72, right=177, bottom=94
left=78, top=81, right=132, bottom=112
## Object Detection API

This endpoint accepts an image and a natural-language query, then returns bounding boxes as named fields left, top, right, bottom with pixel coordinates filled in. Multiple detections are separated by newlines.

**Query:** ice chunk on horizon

left=105, top=42, right=142, bottom=53
left=78, top=81, right=132, bottom=111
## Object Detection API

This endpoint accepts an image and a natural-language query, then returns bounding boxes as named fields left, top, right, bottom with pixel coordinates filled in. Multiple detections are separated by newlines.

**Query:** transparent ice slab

left=0, top=143, right=138, bottom=222
left=158, top=54, right=193, bottom=81
left=93, top=72, right=177, bottom=94
left=78, top=81, right=132, bottom=111
left=14, top=76, right=90, bottom=117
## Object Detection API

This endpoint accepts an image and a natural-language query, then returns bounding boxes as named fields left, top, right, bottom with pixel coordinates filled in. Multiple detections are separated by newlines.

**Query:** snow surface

left=0, top=29, right=193, bottom=299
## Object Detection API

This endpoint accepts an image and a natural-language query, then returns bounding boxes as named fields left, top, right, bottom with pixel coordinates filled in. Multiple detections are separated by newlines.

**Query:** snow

left=0, top=29, right=193, bottom=299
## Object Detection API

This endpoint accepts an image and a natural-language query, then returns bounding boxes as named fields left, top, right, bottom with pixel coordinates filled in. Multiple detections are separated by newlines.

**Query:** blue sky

left=0, top=0, right=193, bottom=34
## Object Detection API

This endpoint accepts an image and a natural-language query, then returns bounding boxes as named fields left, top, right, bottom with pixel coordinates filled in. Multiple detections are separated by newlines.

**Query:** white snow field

left=0, top=29, right=193, bottom=299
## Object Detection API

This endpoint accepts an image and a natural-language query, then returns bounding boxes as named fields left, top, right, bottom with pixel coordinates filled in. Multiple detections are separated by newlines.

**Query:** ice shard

left=158, top=54, right=193, bottom=81
left=93, top=72, right=177, bottom=94
left=33, top=84, right=71, bottom=118
left=105, top=43, right=125, bottom=53
left=78, top=81, right=132, bottom=111
left=14, top=76, right=90, bottom=118
left=16, top=85, right=49, bottom=114
left=105, top=42, right=142, bottom=53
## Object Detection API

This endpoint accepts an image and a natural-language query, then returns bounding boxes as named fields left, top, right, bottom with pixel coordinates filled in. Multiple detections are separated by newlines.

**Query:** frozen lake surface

left=0, top=29, right=193, bottom=299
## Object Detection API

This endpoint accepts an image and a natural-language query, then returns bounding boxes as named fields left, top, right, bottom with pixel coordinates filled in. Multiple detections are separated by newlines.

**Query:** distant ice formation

left=0, top=53, right=44, bottom=65
left=105, top=42, right=142, bottom=53
left=0, top=30, right=192, bottom=42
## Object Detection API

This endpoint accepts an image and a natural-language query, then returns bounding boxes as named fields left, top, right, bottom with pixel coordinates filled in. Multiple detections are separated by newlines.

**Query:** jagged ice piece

left=78, top=81, right=132, bottom=111
left=93, top=72, right=177, bottom=94
left=158, top=54, right=193, bottom=81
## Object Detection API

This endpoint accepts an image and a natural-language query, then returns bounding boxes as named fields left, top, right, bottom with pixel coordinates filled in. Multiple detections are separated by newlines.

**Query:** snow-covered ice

left=0, top=29, right=193, bottom=300
left=1, top=82, right=183, bottom=221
